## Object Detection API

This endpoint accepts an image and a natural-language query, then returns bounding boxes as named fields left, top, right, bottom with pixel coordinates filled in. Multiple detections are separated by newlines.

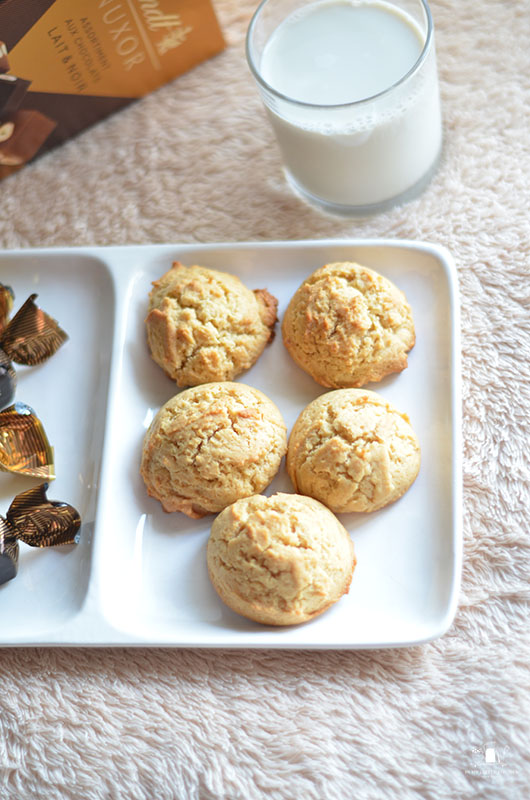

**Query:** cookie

left=207, top=493, right=356, bottom=626
left=287, top=389, right=420, bottom=513
left=145, top=262, right=277, bottom=387
left=140, top=382, right=287, bottom=518
left=282, top=261, right=415, bottom=388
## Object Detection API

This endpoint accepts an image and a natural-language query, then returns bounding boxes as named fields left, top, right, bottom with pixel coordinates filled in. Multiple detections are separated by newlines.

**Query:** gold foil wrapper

left=0, top=293, right=68, bottom=365
left=0, top=283, right=14, bottom=335
left=7, top=482, right=81, bottom=547
left=0, top=402, right=55, bottom=479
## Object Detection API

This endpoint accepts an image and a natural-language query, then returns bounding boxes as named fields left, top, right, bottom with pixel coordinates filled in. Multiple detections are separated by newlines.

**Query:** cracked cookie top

left=140, top=382, right=287, bottom=518
left=145, top=262, right=278, bottom=387
left=207, top=493, right=356, bottom=626
left=281, top=261, right=415, bottom=388
left=287, top=389, right=421, bottom=513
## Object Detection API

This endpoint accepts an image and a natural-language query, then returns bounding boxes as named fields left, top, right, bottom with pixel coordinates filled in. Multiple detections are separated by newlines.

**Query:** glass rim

left=246, top=0, right=434, bottom=110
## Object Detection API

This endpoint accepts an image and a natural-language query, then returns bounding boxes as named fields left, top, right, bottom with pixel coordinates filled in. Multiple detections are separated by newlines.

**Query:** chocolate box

left=0, top=0, right=225, bottom=179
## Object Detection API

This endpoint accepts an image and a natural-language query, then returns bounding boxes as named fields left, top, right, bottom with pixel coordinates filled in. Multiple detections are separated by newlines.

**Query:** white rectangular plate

left=0, top=240, right=461, bottom=648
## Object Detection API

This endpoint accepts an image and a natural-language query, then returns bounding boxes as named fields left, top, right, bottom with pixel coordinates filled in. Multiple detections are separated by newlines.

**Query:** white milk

left=259, top=0, right=442, bottom=209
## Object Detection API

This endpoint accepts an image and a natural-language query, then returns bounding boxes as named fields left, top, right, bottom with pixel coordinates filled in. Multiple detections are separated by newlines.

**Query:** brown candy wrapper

left=0, top=288, right=68, bottom=412
left=0, top=483, right=80, bottom=586
left=0, top=402, right=55, bottom=479
left=0, top=293, right=68, bottom=365
left=7, top=483, right=81, bottom=547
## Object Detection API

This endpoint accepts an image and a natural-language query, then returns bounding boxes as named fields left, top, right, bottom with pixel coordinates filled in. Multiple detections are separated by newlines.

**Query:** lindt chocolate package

left=0, top=0, right=225, bottom=179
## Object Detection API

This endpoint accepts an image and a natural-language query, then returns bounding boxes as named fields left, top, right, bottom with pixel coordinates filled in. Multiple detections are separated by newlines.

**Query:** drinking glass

left=246, top=0, right=442, bottom=215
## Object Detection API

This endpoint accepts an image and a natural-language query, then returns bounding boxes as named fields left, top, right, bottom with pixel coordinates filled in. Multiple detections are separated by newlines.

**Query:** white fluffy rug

left=1, top=1, right=529, bottom=798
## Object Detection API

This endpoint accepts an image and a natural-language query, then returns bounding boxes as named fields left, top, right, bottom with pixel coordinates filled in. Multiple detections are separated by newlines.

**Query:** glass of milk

left=246, top=0, right=442, bottom=215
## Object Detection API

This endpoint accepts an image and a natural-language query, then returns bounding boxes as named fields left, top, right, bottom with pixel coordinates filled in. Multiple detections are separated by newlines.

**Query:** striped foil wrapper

left=0, top=483, right=81, bottom=586
left=0, top=293, right=68, bottom=366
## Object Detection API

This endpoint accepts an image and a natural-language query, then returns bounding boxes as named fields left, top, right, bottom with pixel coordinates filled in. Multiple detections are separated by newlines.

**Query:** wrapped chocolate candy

left=1, top=291, right=68, bottom=366
left=0, top=483, right=81, bottom=587
left=0, top=285, right=16, bottom=408
left=0, top=402, right=55, bottom=479
left=0, top=286, right=68, bottom=410
left=0, top=347, right=16, bottom=409
left=0, top=282, right=13, bottom=333
left=0, top=515, right=18, bottom=585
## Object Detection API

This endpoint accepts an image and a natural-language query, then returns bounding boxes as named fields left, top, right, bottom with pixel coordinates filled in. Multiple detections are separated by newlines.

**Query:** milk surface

left=259, top=0, right=442, bottom=209
left=262, top=1, right=423, bottom=105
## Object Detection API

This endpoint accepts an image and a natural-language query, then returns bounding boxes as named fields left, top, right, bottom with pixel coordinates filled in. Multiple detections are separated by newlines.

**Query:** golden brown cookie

left=207, top=493, right=356, bottom=626
left=140, top=382, right=287, bottom=518
left=287, top=389, right=420, bottom=513
left=146, top=262, right=278, bottom=387
left=282, top=262, right=415, bottom=388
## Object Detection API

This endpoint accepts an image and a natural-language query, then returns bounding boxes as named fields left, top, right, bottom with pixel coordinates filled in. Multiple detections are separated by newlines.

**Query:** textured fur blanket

left=1, top=1, right=529, bottom=798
